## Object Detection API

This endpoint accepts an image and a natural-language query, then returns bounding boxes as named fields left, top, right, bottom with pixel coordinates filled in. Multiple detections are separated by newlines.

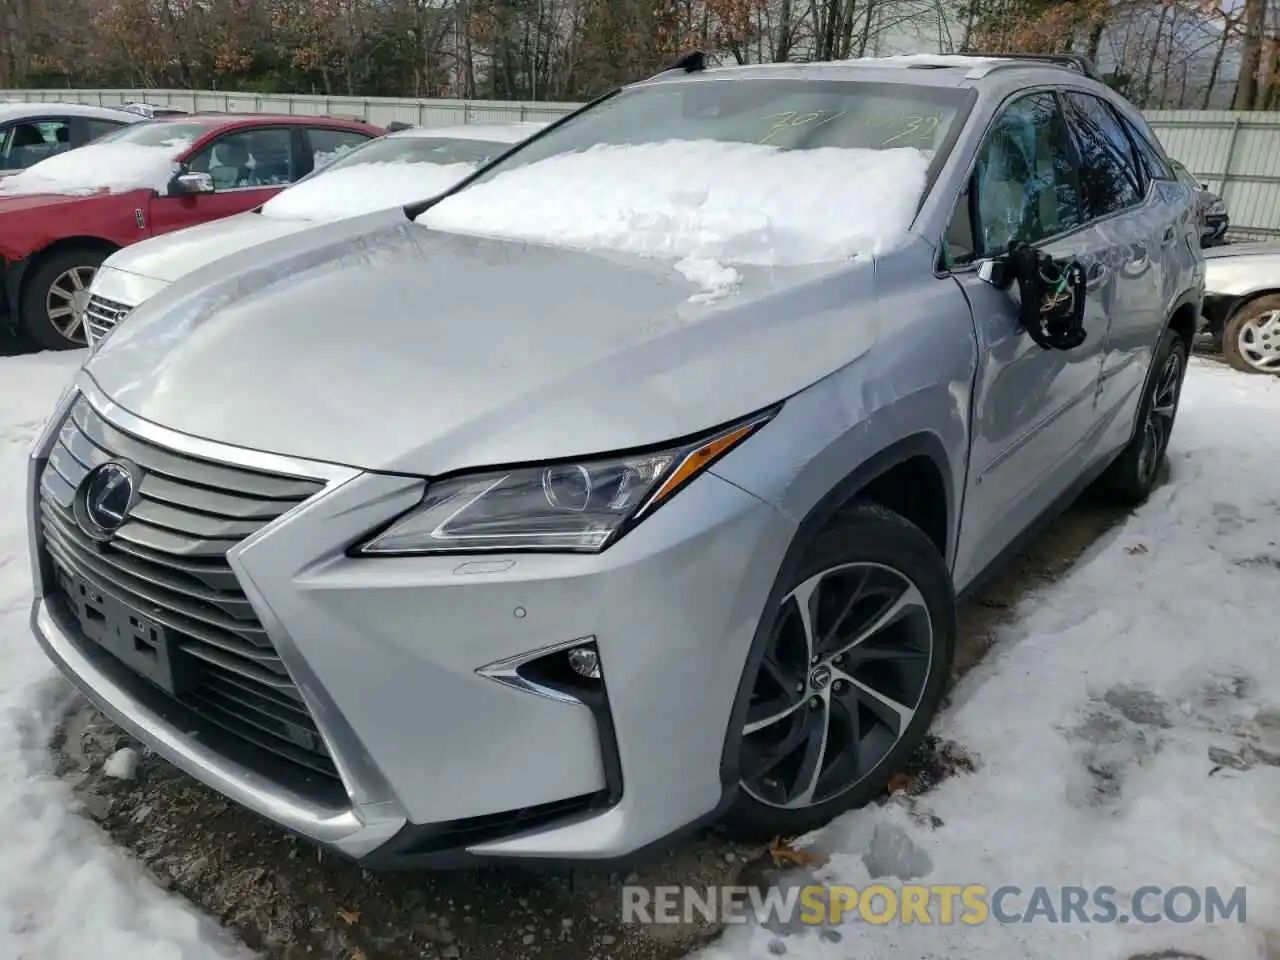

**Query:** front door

left=946, top=90, right=1116, bottom=589
left=148, top=126, right=300, bottom=236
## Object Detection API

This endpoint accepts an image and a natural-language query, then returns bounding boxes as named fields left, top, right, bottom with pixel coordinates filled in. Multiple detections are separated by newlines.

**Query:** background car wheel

left=1098, top=326, right=1187, bottom=506
left=720, top=503, right=956, bottom=841
left=19, top=246, right=109, bottom=351
left=1222, top=295, right=1280, bottom=376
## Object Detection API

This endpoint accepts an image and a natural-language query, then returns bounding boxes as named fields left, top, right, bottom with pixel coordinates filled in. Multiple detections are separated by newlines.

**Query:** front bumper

left=28, top=377, right=795, bottom=866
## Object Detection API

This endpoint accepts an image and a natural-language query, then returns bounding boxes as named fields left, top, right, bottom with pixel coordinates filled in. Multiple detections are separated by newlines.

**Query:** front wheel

left=1098, top=326, right=1187, bottom=505
left=719, top=503, right=956, bottom=841
left=19, top=246, right=109, bottom=351
left=1222, top=295, right=1280, bottom=376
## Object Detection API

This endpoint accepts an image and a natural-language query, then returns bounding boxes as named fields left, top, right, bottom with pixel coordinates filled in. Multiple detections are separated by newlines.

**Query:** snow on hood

left=0, top=138, right=193, bottom=197
left=416, top=140, right=930, bottom=300
left=259, top=160, right=478, bottom=222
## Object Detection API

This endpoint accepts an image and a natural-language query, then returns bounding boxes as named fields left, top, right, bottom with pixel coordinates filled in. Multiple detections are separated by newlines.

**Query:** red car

left=0, top=113, right=384, bottom=349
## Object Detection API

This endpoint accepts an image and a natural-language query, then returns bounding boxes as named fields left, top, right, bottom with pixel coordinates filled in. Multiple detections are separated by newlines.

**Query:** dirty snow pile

left=0, top=352, right=249, bottom=959
left=700, top=360, right=1280, bottom=959
left=260, top=160, right=477, bottom=222
left=0, top=139, right=194, bottom=196
left=417, top=140, right=930, bottom=301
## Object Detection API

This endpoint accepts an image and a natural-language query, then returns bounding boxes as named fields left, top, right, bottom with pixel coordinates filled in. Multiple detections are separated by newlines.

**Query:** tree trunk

left=1234, top=0, right=1265, bottom=110
left=1203, top=14, right=1233, bottom=109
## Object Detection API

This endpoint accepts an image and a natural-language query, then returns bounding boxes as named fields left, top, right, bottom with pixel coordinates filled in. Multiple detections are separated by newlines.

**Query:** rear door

left=946, top=90, right=1115, bottom=587
left=147, top=126, right=303, bottom=236
left=1059, top=91, right=1170, bottom=433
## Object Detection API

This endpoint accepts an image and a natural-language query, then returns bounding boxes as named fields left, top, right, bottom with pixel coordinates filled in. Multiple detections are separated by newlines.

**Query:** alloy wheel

left=1235, top=310, right=1280, bottom=374
left=46, top=265, right=97, bottom=345
left=740, top=561, right=933, bottom=809
left=1137, top=348, right=1183, bottom=484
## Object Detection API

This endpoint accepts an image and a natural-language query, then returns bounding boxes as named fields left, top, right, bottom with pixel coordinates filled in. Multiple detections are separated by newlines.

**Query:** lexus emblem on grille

left=74, top=461, right=139, bottom=541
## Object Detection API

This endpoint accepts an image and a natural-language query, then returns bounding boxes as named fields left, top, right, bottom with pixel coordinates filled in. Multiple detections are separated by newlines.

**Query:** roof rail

left=964, top=52, right=1103, bottom=82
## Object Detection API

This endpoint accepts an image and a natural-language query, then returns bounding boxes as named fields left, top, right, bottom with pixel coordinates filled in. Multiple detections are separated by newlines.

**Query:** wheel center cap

left=809, top=664, right=832, bottom=691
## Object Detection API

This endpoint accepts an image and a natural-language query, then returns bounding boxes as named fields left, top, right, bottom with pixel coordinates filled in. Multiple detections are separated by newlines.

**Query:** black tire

left=18, top=246, right=109, bottom=351
left=720, top=502, right=956, bottom=841
left=1222, top=294, right=1280, bottom=376
left=1098, top=326, right=1187, bottom=506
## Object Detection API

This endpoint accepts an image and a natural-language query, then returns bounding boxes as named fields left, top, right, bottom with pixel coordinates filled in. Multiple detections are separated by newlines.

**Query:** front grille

left=38, top=396, right=338, bottom=781
left=84, top=294, right=132, bottom=345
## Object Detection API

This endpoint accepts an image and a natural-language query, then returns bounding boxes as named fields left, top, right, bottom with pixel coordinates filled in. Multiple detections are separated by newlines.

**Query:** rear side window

left=309, top=128, right=374, bottom=171
left=1061, top=92, right=1142, bottom=219
left=85, top=118, right=128, bottom=142
left=1120, top=113, right=1175, bottom=182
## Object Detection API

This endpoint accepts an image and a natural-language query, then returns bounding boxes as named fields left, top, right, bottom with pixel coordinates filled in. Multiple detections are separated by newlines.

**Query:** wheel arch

left=16, top=235, right=120, bottom=310
left=716, top=431, right=956, bottom=797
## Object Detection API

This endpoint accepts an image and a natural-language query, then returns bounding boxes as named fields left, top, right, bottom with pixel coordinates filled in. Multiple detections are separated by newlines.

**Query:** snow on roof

left=0, top=137, right=194, bottom=197
left=416, top=139, right=929, bottom=301
left=260, top=160, right=478, bottom=222
left=0, top=102, right=144, bottom=123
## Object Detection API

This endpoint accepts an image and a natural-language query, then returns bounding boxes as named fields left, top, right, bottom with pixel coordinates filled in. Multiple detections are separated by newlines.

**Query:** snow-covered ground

left=699, top=360, right=1280, bottom=958
left=0, top=351, right=1276, bottom=958
left=0, top=350, right=248, bottom=959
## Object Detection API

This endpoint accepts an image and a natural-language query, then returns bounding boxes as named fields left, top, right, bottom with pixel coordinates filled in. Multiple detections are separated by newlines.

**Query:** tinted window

left=949, top=92, right=1082, bottom=262
left=1062, top=93, right=1142, bottom=219
left=1, top=119, right=72, bottom=170
left=1121, top=114, right=1174, bottom=181
left=309, top=127, right=374, bottom=170
left=85, top=118, right=128, bottom=142
left=466, top=79, right=971, bottom=187
left=188, top=128, right=296, bottom=189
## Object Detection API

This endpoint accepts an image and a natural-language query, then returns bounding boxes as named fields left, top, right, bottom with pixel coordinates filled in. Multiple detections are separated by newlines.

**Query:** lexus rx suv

left=28, top=53, right=1202, bottom=868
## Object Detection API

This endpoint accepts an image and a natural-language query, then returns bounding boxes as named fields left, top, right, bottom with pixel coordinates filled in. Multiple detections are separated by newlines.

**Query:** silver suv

left=28, top=54, right=1202, bottom=868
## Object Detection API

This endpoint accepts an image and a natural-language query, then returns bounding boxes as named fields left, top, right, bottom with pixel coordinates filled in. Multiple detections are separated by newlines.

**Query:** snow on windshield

left=0, top=138, right=194, bottom=197
left=416, top=140, right=930, bottom=302
left=259, top=160, right=477, bottom=221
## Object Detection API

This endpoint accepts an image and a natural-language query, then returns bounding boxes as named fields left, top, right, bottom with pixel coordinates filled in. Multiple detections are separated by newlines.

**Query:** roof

left=388, top=121, right=548, bottom=144
left=0, top=101, right=146, bottom=124
left=145, top=112, right=382, bottom=133
left=639, top=52, right=1105, bottom=90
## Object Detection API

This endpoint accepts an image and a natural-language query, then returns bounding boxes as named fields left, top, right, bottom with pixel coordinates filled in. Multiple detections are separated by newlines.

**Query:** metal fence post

left=1220, top=117, right=1242, bottom=198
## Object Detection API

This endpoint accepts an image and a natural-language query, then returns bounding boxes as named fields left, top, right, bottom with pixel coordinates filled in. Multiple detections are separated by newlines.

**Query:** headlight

left=1208, top=198, right=1227, bottom=216
left=357, top=411, right=774, bottom=556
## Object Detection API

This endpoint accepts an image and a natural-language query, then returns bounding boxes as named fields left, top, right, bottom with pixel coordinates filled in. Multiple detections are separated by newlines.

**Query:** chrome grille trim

left=39, top=395, right=341, bottom=781
left=83, top=294, right=132, bottom=345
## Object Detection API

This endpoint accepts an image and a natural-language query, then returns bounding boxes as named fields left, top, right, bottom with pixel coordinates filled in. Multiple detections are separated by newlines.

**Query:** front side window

left=186, top=128, right=296, bottom=189
left=85, top=118, right=129, bottom=142
left=1, top=119, right=72, bottom=170
left=947, top=92, right=1082, bottom=263
left=1061, top=92, right=1142, bottom=220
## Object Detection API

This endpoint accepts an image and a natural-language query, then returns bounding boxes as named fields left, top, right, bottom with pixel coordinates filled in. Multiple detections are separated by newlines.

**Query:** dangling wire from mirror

left=1005, top=244, right=1088, bottom=351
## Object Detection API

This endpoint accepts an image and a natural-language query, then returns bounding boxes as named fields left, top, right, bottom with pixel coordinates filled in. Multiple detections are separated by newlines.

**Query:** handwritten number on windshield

left=758, top=110, right=940, bottom=147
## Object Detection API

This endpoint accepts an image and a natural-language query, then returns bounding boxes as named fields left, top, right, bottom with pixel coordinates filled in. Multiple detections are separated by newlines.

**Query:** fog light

left=567, top=646, right=601, bottom=680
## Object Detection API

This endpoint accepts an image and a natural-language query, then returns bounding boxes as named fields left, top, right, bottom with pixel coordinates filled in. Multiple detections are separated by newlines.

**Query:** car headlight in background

left=357, top=410, right=775, bottom=556
left=1208, top=198, right=1227, bottom=216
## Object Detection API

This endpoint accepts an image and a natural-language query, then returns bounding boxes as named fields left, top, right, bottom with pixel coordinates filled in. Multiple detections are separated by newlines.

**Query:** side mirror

left=171, top=171, right=214, bottom=195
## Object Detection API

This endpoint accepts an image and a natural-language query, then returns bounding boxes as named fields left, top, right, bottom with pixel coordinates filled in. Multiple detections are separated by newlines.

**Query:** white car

left=0, top=102, right=145, bottom=177
left=84, top=121, right=547, bottom=343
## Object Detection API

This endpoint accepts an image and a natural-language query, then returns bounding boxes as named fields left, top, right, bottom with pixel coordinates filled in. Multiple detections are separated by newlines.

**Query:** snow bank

left=0, top=139, right=194, bottom=197
left=698, top=360, right=1280, bottom=959
left=260, top=160, right=477, bottom=222
left=0, top=352, right=251, bottom=958
left=416, top=140, right=930, bottom=299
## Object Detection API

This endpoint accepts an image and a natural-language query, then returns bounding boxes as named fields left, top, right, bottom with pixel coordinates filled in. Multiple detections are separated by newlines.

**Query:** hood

left=1204, top=242, right=1280, bottom=261
left=101, top=211, right=319, bottom=285
left=85, top=217, right=888, bottom=476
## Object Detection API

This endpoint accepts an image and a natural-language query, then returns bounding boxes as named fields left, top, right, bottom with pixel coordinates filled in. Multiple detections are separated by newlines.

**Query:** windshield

left=465, top=78, right=968, bottom=187
left=418, top=79, right=971, bottom=301
left=91, top=121, right=211, bottom=147
left=323, top=136, right=514, bottom=174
